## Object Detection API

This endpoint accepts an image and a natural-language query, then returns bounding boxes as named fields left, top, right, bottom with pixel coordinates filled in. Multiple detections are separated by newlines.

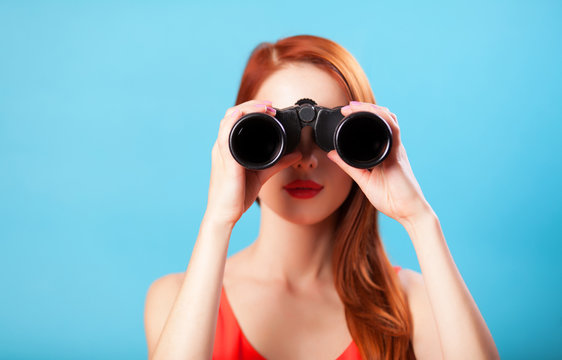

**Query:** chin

left=261, top=198, right=340, bottom=226
left=282, top=211, right=335, bottom=226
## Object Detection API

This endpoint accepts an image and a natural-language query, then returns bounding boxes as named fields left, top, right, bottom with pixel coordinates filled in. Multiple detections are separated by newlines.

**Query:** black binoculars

left=228, top=98, right=392, bottom=170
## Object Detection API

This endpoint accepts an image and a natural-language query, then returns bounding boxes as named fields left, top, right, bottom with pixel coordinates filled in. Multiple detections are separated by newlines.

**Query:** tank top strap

left=213, top=265, right=402, bottom=359
left=213, top=286, right=266, bottom=360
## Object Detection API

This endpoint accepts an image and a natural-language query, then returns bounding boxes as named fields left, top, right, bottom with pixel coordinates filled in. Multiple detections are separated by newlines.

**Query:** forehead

left=253, top=62, right=349, bottom=109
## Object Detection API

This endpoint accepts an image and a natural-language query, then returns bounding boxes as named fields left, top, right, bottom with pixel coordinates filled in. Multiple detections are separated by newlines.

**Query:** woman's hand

left=205, top=100, right=302, bottom=227
left=327, top=101, right=433, bottom=227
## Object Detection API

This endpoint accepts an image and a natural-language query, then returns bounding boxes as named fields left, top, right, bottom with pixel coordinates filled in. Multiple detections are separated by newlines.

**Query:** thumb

left=257, top=151, right=302, bottom=184
left=326, top=150, right=370, bottom=188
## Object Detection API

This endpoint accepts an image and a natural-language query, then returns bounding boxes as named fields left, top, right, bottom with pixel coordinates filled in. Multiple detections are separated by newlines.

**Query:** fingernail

left=266, top=106, right=276, bottom=114
left=342, top=105, right=351, bottom=111
left=253, top=104, right=266, bottom=109
left=229, top=110, right=239, bottom=117
left=350, top=101, right=362, bottom=105
left=257, top=100, right=272, bottom=105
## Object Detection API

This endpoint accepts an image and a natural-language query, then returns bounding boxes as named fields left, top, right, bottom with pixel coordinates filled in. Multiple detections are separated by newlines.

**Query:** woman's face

left=253, top=62, right=354, bottom=225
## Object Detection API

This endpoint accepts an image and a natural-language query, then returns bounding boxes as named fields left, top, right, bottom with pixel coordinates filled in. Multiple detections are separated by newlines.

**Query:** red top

left=212, top=265, right=402, bottom=359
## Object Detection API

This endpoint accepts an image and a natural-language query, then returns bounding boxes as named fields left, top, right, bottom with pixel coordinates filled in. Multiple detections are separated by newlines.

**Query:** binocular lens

left=229, top=114, right=286, bottom=170
left=335, top=113, right=392, bottom=168
left=229, top=108, right=392, bottom=170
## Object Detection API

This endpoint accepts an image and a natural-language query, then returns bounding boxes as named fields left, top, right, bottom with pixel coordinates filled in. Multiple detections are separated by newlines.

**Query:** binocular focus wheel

left=228, top=113, right=287, bottom=170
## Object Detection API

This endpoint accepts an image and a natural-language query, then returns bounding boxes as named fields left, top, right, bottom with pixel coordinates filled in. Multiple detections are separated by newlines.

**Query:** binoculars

left=229, top=98, right=392, bottom=170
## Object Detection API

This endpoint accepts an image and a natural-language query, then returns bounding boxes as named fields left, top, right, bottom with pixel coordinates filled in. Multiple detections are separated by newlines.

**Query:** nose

left=292, top=127, right=318, bottom=170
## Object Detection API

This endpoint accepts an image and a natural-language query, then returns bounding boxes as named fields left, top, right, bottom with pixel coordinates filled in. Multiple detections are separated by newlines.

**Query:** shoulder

left=144, top=272, right=185, bottom=356
left=396, top=268, right=444, bottom=360
left=396, top=267, right=423, bottom=296
left=396, top=268, right=433, bottom=308
left=152, top=272, right=184, bottom=289
left=144, top=272, right=185, bottom=313
left=145, top=272, right=184, bottom=305
left=396, top=268, right=428, bottom=314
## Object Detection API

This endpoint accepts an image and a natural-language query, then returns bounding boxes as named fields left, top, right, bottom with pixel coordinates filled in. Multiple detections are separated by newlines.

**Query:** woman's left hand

left=327, top=101, right=433, bottom=227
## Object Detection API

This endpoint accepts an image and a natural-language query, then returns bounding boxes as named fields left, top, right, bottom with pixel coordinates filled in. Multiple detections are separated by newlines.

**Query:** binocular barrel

left=229, top=114, right=288, bottom=170
left=228, top=104, right=393, bottom=170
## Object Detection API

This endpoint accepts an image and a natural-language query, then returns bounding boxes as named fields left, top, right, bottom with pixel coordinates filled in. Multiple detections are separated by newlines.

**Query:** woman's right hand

left=204, top=100, right=302, bottom=227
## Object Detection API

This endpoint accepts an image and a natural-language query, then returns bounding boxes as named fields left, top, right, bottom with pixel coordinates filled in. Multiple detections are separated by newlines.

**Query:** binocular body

left=229, top=98, right=392, bottom=170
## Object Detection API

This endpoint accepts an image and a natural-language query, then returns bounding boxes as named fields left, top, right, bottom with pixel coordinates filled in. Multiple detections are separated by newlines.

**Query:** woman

left=144, top=35, right=499, bottom=360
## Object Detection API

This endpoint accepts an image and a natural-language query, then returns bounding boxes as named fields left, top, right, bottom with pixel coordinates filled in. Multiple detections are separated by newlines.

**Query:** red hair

left=235, top=35, right=415, bottom=360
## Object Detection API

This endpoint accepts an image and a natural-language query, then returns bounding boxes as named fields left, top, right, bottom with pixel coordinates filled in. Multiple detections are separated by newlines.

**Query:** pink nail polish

left=350, top=101, right=361, bottom=105
left=342, top=105, right=351, bottom=111
left=267, top=106, right=276, bottom=113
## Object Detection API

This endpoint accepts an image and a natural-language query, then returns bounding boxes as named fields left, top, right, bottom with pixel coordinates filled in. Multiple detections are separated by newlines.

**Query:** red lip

left=283, top=180, right=324, bottom=199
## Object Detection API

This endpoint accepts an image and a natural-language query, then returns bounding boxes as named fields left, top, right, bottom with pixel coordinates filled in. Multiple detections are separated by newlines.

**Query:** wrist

left=399, top=204, right=439, bottom=234
left=201, top=211, right=236, bottom=234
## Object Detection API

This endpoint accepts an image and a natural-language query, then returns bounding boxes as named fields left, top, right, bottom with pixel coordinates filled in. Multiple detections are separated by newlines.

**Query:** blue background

left=1, top=0, right=560, bottom=359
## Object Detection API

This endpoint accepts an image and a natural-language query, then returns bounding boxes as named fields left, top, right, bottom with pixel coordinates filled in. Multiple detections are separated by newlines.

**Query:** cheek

left=326, top=164, right=354, bottom=204
left=257, top=171, right=284, bottom=201
left=335, top=174, right=353, bottom=195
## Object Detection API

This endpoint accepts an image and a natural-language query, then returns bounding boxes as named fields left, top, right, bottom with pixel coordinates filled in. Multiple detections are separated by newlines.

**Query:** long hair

left=234, top=35, right=415, bottom=360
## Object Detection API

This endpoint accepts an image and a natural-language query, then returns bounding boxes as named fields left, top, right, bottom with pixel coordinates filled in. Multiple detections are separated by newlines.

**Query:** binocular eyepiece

left=229, top=98, right=392, bottom=170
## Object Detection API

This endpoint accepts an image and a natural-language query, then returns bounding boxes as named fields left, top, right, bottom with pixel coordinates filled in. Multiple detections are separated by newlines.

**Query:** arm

left=328, top=101, right=499, bottom=359
left=403, top=211, right=500, bottom=360
left=145, top=217, right=233, bottom=360
left=144, top=100, right=301, bottom=360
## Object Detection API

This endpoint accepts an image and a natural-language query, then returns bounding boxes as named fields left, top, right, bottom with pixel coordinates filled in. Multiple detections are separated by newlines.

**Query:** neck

left=247, top=202, right=339, bottom=291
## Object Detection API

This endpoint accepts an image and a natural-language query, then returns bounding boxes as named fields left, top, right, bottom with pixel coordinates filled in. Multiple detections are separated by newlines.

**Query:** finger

left=217, top=101, right=277, bottom=159
left=346, top=101, right=398, bottom=127
left=224, top=99, right=275, bottom=118
left=221, top=100, right=275, bottom=132
left=326, top=150, right=371, bottom=189
left=342, top=101, right=397, bottom=126
left=343, top=101, right=401, bottom=158
left=217, top=109, right=243, bottom=158
left=389, top=111, right=398, bottom=125
left=256, top=151, right=303, bottom=185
